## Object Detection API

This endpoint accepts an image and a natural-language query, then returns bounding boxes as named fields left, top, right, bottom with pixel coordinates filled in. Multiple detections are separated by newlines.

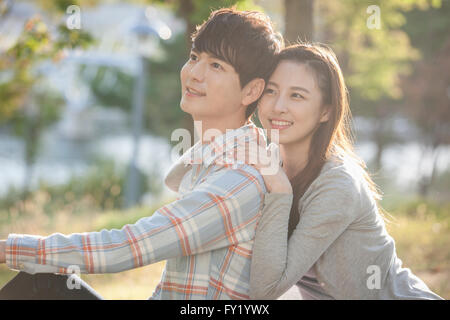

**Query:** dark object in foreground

left=0, top=271, right=103, bottom=300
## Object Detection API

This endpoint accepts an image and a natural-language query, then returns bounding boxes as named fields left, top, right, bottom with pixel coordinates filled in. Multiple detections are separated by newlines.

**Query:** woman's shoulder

left=302, top=153, right=378, bottom=214
left=299, top=154, right=370, bottom=209
left=314, top=154, right=364, bottom=191
left=297, top=154, right=365, bottom=221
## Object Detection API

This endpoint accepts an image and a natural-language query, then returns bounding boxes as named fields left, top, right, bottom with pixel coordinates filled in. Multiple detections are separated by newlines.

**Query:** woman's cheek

left=259, top=96, right=273, bottom=114
left=258, top=106, right=271, bottom=126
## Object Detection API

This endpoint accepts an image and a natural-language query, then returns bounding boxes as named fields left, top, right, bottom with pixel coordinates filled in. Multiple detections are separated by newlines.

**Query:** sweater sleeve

left=249, top=169, right=360, bottom=300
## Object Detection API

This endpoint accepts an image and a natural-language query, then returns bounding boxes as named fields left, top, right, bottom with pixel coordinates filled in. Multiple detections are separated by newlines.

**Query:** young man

left=0, top=8, right=283, bottom=299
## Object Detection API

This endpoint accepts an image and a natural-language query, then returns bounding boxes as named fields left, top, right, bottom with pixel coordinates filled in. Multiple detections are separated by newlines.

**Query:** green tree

left=0, top=4, right=94, bottom=192
left=284, top=0, right=314, bottom=43
left=401, top=1, right=450, bottom=196
left=87, top=0, right=261, bottom=143
left=316, top=0, right=441, bottom=170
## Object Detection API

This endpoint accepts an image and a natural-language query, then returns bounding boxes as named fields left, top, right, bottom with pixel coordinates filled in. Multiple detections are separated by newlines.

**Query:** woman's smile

left=269, top=118, right=294, bottom=130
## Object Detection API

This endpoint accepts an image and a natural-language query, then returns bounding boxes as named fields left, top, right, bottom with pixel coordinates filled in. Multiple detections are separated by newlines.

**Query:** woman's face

left=258, top=60, right=330, bottom=146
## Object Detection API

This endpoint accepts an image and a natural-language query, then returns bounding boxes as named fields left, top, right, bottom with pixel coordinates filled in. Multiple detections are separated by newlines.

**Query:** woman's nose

left=273, top=96, right=288, bottom=113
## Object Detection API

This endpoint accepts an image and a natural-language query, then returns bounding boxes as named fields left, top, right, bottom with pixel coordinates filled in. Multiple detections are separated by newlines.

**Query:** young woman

left=246, top=43, right=443, bottom=300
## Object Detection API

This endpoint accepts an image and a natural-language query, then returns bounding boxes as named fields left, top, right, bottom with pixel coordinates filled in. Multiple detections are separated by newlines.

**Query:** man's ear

left=320, top=104, right=332, bottom=123
left=241, top=78, right=265, bottom=106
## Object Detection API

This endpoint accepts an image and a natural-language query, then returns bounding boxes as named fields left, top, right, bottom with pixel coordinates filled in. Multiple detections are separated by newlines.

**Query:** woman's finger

left=267, top=142, right=281, bottom=167
left=236, top=140, right=273, bottom=169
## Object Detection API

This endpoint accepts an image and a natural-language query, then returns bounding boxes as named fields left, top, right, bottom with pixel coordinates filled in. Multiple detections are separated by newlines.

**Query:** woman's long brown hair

left=273, top=43, right=385, bottom=238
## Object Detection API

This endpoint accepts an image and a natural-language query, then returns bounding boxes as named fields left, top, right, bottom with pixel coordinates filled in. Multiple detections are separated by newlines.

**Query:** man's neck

left=193, top=116, right=247, bottom=144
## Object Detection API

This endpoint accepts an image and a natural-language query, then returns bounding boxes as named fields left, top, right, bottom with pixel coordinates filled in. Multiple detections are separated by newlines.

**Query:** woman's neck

left=280, top=140, right=310, bottom=180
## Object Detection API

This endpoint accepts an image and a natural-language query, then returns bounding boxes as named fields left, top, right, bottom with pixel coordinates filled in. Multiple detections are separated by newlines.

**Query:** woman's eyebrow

left=291, top=86, right=310, bottom=93
left=267, top=81, right=310, bottom=93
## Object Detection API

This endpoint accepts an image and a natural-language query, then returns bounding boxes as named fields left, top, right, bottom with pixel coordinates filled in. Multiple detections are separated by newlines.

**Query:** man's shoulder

left=198, top=163, right=267, bottom=197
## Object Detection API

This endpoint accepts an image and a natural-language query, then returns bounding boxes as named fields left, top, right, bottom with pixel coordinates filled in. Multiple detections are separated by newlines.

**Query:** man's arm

left=4, top=165, right=265, bottom=275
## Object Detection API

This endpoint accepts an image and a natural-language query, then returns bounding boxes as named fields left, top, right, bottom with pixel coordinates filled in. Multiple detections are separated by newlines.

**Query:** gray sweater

left=249, top=155, right=444, bottom=300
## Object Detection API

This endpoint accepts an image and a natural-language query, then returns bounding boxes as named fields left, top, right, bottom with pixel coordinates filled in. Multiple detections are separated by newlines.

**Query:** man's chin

left=180, top=102, right=209, bottom=119
left=180, top=101, right=193, bottom=114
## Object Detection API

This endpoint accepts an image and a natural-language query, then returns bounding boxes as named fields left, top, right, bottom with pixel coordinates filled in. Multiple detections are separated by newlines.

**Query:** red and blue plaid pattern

left=6, top=122, right=267, bottom=299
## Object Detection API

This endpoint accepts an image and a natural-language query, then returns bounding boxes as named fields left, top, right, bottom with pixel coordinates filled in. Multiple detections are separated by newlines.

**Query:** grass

left=0, top=195, right=449, bottom=299
left=382, top=198, right=450, bottom=298
left=0, top=199, right=172, bottom=300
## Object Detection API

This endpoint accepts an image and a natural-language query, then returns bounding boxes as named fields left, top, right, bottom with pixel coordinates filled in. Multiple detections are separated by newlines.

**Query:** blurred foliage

left=79, top=65, right=134, bottom=113
left=81, top=33, right=186, bottom=139
left=84, top=0, right=261, bottom=141
left=0, top=158, right=162, bottom=220
left=54, top=24, right=94, bottom=51
left=315, top=0, right=445, bottom=171
left=33, top=0, right=101, bottom=13
left=402, top=0, right=449, bottom=59
left=0, top=9, right=95, bottom=190
left=398, top=2, right=450, bottom=195
left=393, top=198, right=450, bottom=221
left=318, top=0, right=427, bottom=102
left=144, top=34, right=188, bottom=139
left=0, top=15, right=94, bottom=122
left=142, top=0, right=263, bottom=29
left=174, top=0, right=263, bottom=26
left=0, top=16, right=53, bottom=122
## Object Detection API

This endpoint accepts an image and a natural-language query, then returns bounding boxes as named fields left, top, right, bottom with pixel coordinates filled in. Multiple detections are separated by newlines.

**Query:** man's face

left=180, top=49, right=244, bottom=121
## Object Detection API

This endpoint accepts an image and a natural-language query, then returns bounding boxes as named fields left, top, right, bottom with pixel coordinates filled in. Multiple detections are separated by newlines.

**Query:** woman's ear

left=320, top=104, right=332, bottom=123
left=241, top=78, right=265, bottom=106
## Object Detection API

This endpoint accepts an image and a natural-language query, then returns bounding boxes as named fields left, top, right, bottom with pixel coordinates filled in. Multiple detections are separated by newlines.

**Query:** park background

left=0, top=0, right=449, bottom=299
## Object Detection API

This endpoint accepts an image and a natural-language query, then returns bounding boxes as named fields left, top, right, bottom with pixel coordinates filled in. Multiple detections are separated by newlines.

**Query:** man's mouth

left=269, top=119, right=293, bottom=130
left=186, top=86, right=206, bottom=97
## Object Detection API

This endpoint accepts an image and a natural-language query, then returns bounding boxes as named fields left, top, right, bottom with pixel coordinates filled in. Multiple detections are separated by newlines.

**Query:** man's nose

left=190, top=60, right=206, bottom=82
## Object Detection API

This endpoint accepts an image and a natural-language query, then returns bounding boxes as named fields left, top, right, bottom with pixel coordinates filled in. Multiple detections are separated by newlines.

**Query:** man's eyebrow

left=208, top=52, right=227, bottom=62
left=190, top=48, right=227, bottom=62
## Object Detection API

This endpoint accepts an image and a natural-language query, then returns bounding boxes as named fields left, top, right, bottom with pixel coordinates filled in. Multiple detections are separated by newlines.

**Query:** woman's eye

left=190, top=54, right=198, bottom=61
left=264, top=88, right=275, bottom=95
left=292, top=93, right=304, bottom=99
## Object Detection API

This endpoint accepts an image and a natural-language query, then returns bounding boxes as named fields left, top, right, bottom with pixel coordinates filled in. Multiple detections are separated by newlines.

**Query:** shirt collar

left=165, top=121, right=266, bottom=192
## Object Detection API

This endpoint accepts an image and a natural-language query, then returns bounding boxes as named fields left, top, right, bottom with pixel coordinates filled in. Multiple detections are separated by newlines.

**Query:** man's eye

left=264, top=88, right=275, bottom=95
left=211, top=62, right=222, bottom=70
left=292, top=93, right=304, bottom=99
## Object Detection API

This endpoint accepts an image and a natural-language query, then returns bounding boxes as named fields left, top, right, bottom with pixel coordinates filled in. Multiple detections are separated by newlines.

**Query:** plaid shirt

left=6, top=122, right=267, bottom=299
